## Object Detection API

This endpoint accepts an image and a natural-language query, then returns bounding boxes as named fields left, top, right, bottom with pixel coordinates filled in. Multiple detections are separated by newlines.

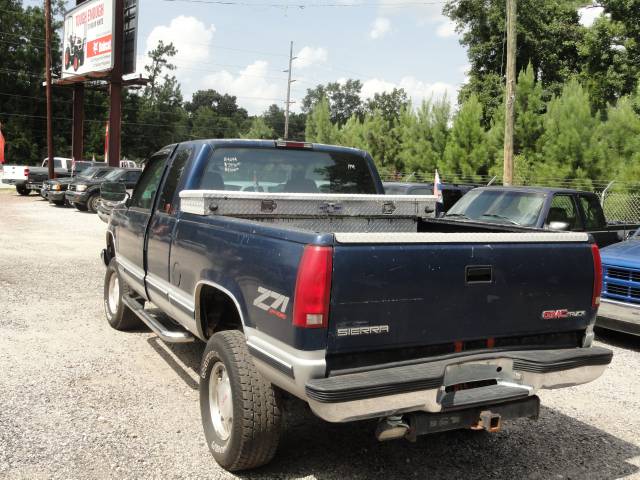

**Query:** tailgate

left=327, top=232, right=596, bottom=354
left=2, top=166, right=26, bottom=180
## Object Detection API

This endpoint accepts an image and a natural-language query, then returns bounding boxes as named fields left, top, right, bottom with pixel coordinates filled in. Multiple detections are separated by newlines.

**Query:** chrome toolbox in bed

left=179, top=190, right=437, bottom=233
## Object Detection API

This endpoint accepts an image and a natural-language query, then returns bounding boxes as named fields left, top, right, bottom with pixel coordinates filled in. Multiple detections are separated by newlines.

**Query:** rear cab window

left=197, top=146, right=377, bottom=194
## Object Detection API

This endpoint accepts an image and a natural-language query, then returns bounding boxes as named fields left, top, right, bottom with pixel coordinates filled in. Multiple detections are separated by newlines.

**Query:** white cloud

left=295, top=46, right=328, bottom=69
left=203, top=61, right=282, bottom=115
left=578, top=6, right=604, bottom=27
left=362, top=76, right=457, bottom=106
left=436, top=20, right=457, bottom=38
left=144, top=16, right=216, bottom=94
left=369, top=17, right=391, bottom=39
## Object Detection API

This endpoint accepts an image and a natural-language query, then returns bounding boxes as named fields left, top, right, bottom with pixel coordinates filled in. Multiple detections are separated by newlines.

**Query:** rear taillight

left=24, top=168, right=30, bottom=177
left=591, top=243, right=602, bottom=308
left=293, top=245, right=333, bottom=328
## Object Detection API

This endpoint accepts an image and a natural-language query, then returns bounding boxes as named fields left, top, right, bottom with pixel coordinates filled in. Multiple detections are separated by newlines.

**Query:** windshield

left=198, top=146, right=377, bottom=194
left=446, top=189, right=546, bottom=227
left=78, top=167, right=100, bottom=178
left=104, top=169, right=125, bottom=181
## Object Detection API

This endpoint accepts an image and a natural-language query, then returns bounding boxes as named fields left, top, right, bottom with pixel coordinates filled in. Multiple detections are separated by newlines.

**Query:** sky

left=56, top=0, right=602, bottom=115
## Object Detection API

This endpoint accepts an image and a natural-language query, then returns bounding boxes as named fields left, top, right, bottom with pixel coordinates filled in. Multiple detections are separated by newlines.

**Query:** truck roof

left=188, top=139, right=370, bottom=157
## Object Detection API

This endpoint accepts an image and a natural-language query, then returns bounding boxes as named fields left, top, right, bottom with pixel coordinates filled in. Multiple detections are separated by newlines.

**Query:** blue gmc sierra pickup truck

left=101, top=140, right=613, bottom=472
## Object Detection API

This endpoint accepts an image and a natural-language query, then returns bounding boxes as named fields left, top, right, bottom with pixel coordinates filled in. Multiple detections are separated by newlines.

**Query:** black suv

left=45, top=166, right=115, bottom=206
left=66, top=168, right=142, bottom=213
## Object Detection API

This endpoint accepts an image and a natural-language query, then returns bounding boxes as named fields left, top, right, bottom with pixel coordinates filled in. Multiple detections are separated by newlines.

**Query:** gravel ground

left=1, top=190, right=640, bottom=480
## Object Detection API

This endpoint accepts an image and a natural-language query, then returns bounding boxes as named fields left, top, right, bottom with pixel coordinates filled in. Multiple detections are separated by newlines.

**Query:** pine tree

left=534, top=79, right=598, bottom=185
left=442, top=94, right=489, bottom=180
left=242, top=117, right=275, bottom=139
left=305, top=96, right=338, bottom=144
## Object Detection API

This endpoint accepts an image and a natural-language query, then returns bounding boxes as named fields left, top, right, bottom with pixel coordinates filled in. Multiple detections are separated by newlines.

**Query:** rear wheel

left=200, top=330, right=282, bottom=471
left=103, top=257, right=142, bottom=330
left=16, top=185, right=30, bottom=196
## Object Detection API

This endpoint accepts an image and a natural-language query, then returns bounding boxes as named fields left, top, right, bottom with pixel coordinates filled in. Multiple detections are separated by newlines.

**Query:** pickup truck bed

left=101, top=140, right=612, bottom=472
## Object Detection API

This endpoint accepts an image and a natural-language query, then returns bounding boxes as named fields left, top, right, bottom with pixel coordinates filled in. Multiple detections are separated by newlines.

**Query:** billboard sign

left=62, top=0, right=114, bottom=77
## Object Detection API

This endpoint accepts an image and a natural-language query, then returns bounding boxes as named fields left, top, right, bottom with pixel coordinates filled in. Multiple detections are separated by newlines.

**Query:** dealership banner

left=61, top=0, right=114, bottom=77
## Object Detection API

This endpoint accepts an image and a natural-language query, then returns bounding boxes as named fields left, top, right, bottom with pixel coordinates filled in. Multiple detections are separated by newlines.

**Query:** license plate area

left=443, top=358, right=514, bottom=388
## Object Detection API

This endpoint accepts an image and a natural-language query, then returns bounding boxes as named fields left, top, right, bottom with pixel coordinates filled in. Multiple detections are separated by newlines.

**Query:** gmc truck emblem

left=253, top=287, right=290, bottom=320
left=542, top=309, right=586, bottom=320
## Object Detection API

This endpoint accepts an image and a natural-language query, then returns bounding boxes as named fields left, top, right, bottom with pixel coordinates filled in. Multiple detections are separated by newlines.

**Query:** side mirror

left=548, top=221, right=570, bottom=231
left=101, top=182, right=127, bottom=202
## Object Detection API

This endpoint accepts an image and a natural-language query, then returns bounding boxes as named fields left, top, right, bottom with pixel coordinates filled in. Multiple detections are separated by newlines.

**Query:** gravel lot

left=1, top=190, right=640, bottom=480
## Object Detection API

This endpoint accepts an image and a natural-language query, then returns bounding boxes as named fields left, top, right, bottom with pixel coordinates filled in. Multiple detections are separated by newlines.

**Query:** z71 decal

left=253, top=286, right=290, bottom=320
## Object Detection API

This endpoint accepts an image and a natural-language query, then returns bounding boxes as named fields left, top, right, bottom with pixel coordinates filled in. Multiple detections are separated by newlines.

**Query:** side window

left=548, top=195, right=582, bottom=230
left=130, top=156, right=168, bottom=210
left=579, top=195, right=606, bottom=229
left=156, top=146, right=194, bottom=214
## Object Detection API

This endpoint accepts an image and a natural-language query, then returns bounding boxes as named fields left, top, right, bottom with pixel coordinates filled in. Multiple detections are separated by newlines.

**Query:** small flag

left=0, top=123, right=5, bottom=164
left=433, top=169, right=443, bottom=205
left=104, top=123, right=109, bottom=162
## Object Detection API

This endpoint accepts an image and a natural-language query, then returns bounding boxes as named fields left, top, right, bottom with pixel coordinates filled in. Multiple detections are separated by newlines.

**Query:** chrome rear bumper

left=305, top=347, right=612, bottom=422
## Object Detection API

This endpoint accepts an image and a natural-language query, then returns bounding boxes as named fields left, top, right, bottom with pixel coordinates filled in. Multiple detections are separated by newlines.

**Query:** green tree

left=302, top=79, right=363, bottom=126
left=444, top=0, right=585, bottom=123
left=242, top=117, right=275, bottom=139
left=365, top=89, right=410, bottom=124
left=443, top=94, right=490, bottom=180
left=261, top=104, right=306, bottom=140
left=396, top=97, right=451, bottom=175
left=305, top=96, right=339, bottom=144
left=590, top=96, right=640, bottom=181
left=534, top=79, right=598, bottom=184
left=578, top=13, right=638, bottom=114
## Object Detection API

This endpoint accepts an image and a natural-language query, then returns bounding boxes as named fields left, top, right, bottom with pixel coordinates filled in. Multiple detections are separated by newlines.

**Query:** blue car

left=597, top=228, right=640, bottom=336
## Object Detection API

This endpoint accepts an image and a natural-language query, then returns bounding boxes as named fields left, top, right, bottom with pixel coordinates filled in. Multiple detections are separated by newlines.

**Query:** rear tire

left=200, top=330, right=282, bottom=472
left=103, top=257, right=142, bottom=330
left=16, top=185, right=30, bottom=196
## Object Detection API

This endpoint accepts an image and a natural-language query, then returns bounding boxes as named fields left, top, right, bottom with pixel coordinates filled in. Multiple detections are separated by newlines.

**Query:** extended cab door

left=145, top=144, right=195, bottom=329
left=115, top=150, right=171, bottom=298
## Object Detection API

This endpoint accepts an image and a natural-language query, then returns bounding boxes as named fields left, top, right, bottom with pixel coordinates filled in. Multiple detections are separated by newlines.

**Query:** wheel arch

left=195, top=280, right=247, bottom=340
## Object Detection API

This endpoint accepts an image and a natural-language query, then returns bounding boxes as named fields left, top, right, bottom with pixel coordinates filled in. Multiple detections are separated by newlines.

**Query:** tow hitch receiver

left=403, top=396, right=540, bottom=442
left=472, top=410, right=502, bottom=433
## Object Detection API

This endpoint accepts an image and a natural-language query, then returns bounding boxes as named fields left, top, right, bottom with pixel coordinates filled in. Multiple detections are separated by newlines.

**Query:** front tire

left=103, top=257, right=142, bottom=330
left=87, top=193, right=100, bottom=213
left=200, top=330, right=281, bottom=472
left=75, top=202, right=88, bottom=211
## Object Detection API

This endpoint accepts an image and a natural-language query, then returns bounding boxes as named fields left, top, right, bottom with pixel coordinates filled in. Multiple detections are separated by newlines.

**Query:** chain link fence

left=378, top=170, right=640, bottom=223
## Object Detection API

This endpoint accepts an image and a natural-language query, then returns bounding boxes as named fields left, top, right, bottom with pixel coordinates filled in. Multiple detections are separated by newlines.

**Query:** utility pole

left=283, top=41, right=297, bottom=139
left=503, top=0, right=517, bottom=186
left=107, top=0, right=124, bottom=167
left=44, top=0, right=54, bottom=179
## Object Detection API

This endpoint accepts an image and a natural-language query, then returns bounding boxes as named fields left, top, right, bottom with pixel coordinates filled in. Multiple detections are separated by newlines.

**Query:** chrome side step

left=122, top=295, right=195, bottom=343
